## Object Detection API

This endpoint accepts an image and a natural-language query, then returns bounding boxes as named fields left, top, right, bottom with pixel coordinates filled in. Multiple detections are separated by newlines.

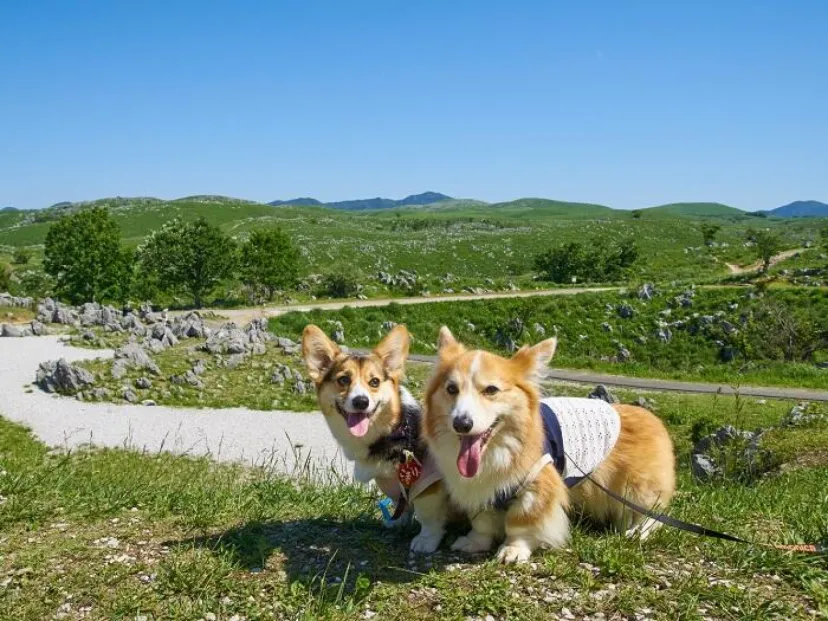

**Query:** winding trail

left=725, top=248, right=804, bottom=275
left=0, top=336, right=348, bottom=478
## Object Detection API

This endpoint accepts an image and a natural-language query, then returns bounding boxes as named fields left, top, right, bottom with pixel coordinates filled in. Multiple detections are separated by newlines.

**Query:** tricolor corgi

left=423, top=327, right=675, bottom=563
left=302, top=324, right=451, bottom=553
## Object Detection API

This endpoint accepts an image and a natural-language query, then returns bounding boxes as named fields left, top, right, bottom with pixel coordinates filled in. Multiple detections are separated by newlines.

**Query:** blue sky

left=1, top=1, right=826, bottom=211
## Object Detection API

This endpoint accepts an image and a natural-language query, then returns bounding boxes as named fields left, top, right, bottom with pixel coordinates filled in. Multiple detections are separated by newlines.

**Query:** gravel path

left=0, top=335, right=349, bottom=479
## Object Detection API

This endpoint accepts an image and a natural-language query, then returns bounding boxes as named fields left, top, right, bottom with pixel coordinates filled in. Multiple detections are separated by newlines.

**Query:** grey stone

left=114, top=343, right=160, bottom=375
left=91, top=387, right=111, bottom=400
left=30, top=320, right=46, bottom=336
left=141, top=400, right=157, bottom=407
left=617, top=346, right=632, bottom=362
left=224, top=354, right=247, bottom=370
left=532, top=323, right=546, bottom=336
left=588, top=384, right=619, bottom=404
left=601, top=322, right=613, bottom=333
left=638, top=283, right=656, bottom=300
left=617, top=304, right=635, bottom=319
left=1, top=324, right=23, bottom=337
left=135, top=377, right=152, bottom=390
left=191, top=359, right=207, bottom=376
left=36, top=359, right=96, bottom=394
left=691, top=454, right=721, bottom=480
left=122, top=388, right=139, bottom=403
left=293, top=380, right=307, bottom=395
left=780, top=403, right=824, bottom=427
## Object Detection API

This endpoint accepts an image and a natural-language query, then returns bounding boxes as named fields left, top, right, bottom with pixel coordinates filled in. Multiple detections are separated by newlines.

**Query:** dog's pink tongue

left=347, top=412, right=370, bottom=437
left=457, top=434, right=484, bottom=478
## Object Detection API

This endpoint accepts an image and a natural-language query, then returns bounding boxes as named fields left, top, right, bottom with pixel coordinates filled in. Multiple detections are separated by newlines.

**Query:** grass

left=1, top=389, right=826, bottom=619
left=0, top=304, right=35, bottom=324
left=270, top=286, right=828, bottom=390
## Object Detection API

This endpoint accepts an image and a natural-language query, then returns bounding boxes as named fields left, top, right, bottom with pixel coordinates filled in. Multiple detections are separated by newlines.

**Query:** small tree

left=700, top=223, right=721, bottom=247
left=754, top=230, right=781, bottom=272
left=43, top=207, right=129, bottom=303
left=12, top=248, right=31, bottom=265
left=631, top=210, right=642, bottom=220
left=821, top=226, right=828, bottom=253
left=137, top=218, right=236, bottom=308
left=238, top=228, right=300, bottom=300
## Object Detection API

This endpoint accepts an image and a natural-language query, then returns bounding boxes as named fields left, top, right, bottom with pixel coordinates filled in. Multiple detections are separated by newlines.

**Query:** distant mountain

left=641, top=202, right=746, bottom=217
left=1, top=206, right=18, bottom=212
left=268, top=191, right=453, bottom=210
left=766, top=200, right=828, bottom=218
left=268, top=197, right=324, bottom=207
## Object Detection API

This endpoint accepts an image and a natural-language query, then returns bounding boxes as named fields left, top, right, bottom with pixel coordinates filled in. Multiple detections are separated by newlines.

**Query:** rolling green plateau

left=1, top=195, right=825, bottom=305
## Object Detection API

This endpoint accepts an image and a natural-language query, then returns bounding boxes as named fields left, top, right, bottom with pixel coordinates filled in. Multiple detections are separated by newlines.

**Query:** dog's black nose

left=453, top=414, right=473, bottom=434
left=351, top=395, right=370, bottom=411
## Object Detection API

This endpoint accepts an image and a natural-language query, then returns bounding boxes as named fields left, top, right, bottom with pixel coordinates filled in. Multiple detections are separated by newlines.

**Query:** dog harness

left=364, top=387, right=443, bottom=515
left=491, top=397, right=621, bottom=510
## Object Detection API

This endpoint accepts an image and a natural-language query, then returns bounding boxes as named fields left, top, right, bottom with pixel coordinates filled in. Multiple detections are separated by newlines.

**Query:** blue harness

left=491, top=402, right=583, bottom=511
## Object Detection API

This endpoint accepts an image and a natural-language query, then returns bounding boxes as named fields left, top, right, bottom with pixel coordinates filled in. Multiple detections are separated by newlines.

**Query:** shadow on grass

left=165, top=516, right=470, bottom=595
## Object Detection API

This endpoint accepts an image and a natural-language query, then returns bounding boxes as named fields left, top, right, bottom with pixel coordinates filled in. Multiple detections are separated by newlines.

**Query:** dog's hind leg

left=410, top=482, right=448, bottom=554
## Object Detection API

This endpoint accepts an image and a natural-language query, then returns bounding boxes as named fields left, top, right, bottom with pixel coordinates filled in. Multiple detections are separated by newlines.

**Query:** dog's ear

left=511, top=337, right=557, bottom=381
left=302, top=324, right=341, bottom=383
left=437, top=326, right=464, bottom=359
left=374, top=324, right=410, bottom=379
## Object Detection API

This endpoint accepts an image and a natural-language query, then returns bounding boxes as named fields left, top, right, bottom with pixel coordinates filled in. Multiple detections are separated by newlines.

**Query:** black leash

left=576, top=466, right=825, bottom=554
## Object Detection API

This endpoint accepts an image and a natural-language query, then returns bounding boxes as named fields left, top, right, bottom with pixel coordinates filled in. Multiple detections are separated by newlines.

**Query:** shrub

left=12, top=248, right=31, bottom=265
left=0, top=262, right=11, bottom=292
left=534, top=238, right=639, bottom=284
left=320, top=270, right=359, bottom=299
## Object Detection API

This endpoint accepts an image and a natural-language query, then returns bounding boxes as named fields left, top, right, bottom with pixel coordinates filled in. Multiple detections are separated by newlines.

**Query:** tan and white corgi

left=302, top=324, right=451, bottom=553
left=423, top=327, right=675, bottom=563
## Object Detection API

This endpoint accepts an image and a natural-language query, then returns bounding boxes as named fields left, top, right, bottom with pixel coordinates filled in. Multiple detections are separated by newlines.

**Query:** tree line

left=42, top=207, right=300, bottom=307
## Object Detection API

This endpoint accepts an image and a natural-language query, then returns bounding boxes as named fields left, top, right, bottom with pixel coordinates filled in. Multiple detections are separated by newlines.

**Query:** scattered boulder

left=588, top=384, right=619, bottom=404
left=113, top=343, right=160, bottom=376
left=780, top=402, right=824, bottom=427
left=331, top=321, right=345, bottom=344
left=30, top=320, right=46, bottom=336
left=691, top=425, right=773, bottom=482
left=638, top=283, right=656, bottom=300
left=1, top=324, right=24, bottom=337
left=601, top=322, right=613, bottom=333
left=532, top=323, right=546, bottom=336
left=135, top=377, right=153, bottom=390
left=36, top=359, right=96, bottom=394
left=617, top=304, right=634, bottom=319
left=121, top=388, right=139, bottom=403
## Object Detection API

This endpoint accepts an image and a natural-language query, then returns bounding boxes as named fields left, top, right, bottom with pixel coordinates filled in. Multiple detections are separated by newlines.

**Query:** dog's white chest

left=540, top=397, right=621, bottom=482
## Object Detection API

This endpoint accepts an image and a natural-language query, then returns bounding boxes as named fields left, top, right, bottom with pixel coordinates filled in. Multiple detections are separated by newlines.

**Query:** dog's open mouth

left=457, top=419, right=500, bottom=478
left=336, top=403, right=377, bottom=438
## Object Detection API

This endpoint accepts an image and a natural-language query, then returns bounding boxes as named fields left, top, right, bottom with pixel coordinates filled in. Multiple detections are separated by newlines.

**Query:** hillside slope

left=768, top=200, right=828, bottom=218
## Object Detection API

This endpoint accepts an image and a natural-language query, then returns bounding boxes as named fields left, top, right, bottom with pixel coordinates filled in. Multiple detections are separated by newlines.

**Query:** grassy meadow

left=270, top=286, right=828, bottom=390
left=2, top=196, right=825, bottom=305
left=1, top=388, right=826, bottom=620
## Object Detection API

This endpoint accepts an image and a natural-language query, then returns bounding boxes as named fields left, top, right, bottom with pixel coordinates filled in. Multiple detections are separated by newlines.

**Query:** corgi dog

left=302, top=324, right=451, bottom=553
left=423, top=327, right=675, bottom=563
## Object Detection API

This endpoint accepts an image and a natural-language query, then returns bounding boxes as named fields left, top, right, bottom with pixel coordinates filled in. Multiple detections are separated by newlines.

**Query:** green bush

left=12, top=248, right=31, bottom=265
left=534, top=238, right=639, bottom=284
left=320, top=270, right=359, bottom=299
left=0, top=262, right=11, bottom=291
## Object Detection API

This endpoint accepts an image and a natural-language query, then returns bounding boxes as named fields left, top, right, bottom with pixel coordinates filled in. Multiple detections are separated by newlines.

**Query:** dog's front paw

left=451, top=533, right=493, bottom=554
left=410, top=531, right=443, bottom=554
left=496, top=543, right=532, bottom=564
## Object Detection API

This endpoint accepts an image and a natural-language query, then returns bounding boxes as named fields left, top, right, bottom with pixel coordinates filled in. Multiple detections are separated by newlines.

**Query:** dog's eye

left=337, top=375, right=351, bottom=386
left=368, top=377, right=381, bottom=388
left=483, top=385, right=500, bottom=396
left=446, top=382, right=459, bottom=395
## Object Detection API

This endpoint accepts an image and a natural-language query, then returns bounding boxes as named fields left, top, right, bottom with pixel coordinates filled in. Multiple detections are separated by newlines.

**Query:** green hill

left=641, top=202, right=746, bottom=217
